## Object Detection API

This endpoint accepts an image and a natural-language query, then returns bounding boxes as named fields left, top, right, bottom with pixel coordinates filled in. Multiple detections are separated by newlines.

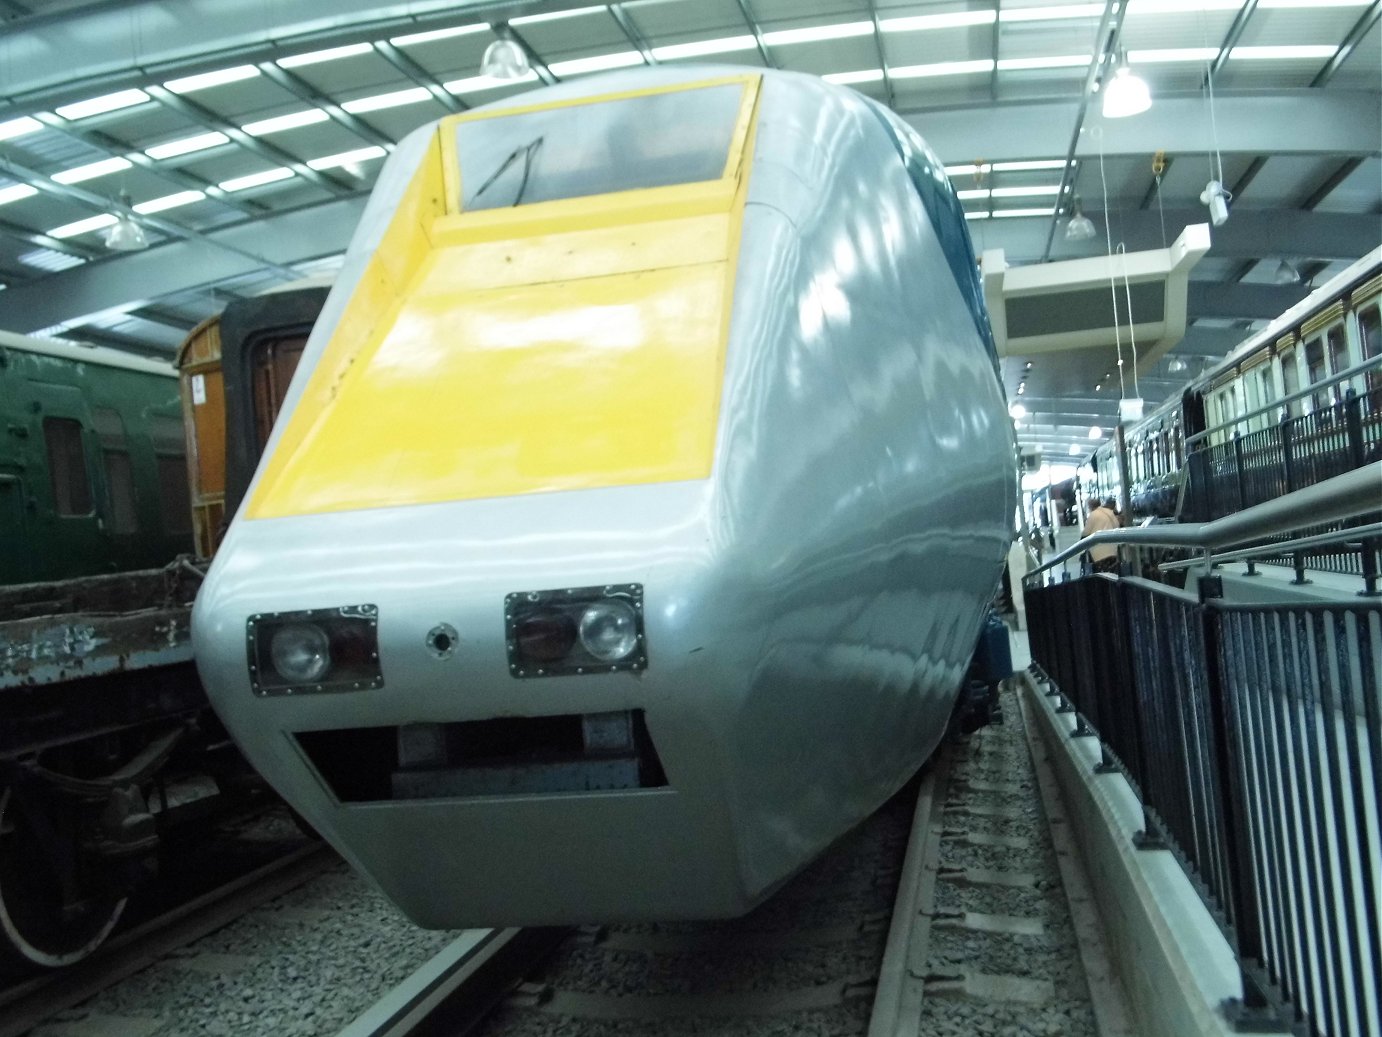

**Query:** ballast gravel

left=31, top=860, right=460, bottom=1037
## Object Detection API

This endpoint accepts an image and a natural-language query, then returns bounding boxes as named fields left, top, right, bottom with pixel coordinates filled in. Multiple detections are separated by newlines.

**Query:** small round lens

left=269, top=623, right=331, bottom=683
left=578, top=600, right=639, bottom=663
left=515, top=611, right=576, bottom=662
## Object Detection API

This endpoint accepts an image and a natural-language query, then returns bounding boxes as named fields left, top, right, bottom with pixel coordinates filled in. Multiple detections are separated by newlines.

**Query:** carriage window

left=157, top=456, right=192, bottom=534
left=1360, top=303, right=1381, bottom=405
left=457, top=83, right=744, bottom=211
left=91, top=407, right=137, bottom=534
left=43, top=417, right=92, bottom=516
left=1304, top=336, right=1328, bottom=410
left=1280, top=350, right=1301, bottom=416
left=251, top=333, right=308, bottom=450
left=1326, top=324, right=1349, bottom=401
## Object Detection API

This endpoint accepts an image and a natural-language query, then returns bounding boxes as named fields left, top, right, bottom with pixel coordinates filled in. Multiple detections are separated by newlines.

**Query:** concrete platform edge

left=1020, top=673, right=1241, bottom=1037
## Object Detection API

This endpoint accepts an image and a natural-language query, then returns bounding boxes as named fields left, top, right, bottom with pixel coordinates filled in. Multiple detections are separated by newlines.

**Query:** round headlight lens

left=269, top=623, right=331, bottom=683
left=515, top=611, right=577, bottom=662
left=578, top=600, right=639, bottom=663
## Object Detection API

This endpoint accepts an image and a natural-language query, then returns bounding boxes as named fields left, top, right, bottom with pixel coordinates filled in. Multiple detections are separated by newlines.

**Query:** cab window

left=457, top=83, right=744, bottom=211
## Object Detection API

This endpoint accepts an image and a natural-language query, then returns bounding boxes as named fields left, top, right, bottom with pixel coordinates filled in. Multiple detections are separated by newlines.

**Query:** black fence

left=1182, top=390, right=1382, bottom=585
left=1027, top=573, right=1381, bottom=1037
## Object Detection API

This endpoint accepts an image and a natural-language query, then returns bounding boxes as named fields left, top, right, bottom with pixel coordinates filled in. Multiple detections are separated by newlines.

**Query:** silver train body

left=193, top=67, right=1016, bottom=927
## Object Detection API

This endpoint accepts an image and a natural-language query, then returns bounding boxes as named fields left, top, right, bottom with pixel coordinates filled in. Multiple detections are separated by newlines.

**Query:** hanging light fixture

left=1274, top=259, right=1301, bottom=285
left=103, top=192, right=147, bottom=252
left=1065, top=197, right=1096, bottom=241
left=481, top=36, right=530, bottom=80
left=1102, top=51, right=1151, bottom=119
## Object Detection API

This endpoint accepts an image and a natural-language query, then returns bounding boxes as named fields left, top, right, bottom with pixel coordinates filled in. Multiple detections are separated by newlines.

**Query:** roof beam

left=0, top=194, right=366, bottom=334
left=1313, top=0, right=1381, bottom=87
left=1187, top=282, right=1310, bottom=321
left=908, top=91, right=1380, bottom=165
left=1024, top=209, right=1375, bottom=265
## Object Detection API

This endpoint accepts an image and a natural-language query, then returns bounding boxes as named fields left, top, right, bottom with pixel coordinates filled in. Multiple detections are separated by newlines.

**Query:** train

left=0, top=331, right=192, bottom=585
left=1080, top=249, right=1381, bottom=525
left=192, top=67, right=1015, bottom=928
left=0, top=291, right=325, bottom=968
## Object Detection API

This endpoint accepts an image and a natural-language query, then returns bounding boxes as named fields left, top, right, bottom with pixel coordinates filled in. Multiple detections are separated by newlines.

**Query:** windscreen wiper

left=471, top=136, right=545, bottom=207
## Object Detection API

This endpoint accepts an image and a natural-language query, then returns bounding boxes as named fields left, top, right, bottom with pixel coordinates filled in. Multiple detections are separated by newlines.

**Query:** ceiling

left=0, top=0, right=1378, bottom=459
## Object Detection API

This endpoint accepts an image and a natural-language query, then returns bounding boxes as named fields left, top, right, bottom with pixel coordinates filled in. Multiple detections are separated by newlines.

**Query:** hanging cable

left=1117, top=243, right=1141, bottom=400
left=1096, top=127, right=1127, bottom=401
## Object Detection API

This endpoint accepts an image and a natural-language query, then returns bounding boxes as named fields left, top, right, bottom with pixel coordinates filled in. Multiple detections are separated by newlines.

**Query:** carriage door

left=31, top=384, right=106, bottom=579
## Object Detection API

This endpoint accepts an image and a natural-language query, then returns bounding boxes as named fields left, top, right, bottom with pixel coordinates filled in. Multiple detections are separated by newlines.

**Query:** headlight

left=269, top=623, right=330, bottom=683
left=579, top=600, right=639, bottom=662
left=248, top=605, right=383, bottom=695
left=506, top=584, right=646, bottom=678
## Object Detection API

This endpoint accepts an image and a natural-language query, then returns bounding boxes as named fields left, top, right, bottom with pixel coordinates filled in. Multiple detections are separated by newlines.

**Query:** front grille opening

left=294, top=710, right=666, bottom=803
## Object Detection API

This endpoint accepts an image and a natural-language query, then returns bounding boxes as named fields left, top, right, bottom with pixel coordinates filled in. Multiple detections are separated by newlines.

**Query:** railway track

left=339, top=680, right=1129, bottom=1037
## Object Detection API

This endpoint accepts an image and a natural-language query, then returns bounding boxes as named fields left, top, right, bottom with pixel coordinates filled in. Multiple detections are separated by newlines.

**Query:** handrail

left=1184, top=354, right=1382, bottom=447
left=1027, top=461, right=1382, bottom=578
left=1155, top=520, right=1382, bottom=572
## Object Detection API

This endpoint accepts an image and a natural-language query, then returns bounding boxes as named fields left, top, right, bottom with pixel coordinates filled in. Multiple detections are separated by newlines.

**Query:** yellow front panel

left=250, top=254, right=729, bottom=515
left=247, top=74, right=759, bottom=519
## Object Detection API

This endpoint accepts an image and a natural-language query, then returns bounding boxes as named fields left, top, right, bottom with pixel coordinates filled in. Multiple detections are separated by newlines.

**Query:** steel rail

left=337, top=926, right=567, bottom=1037
left=1026, top=461, right=1382, bottom=579
left=867, top=759, right=945, bottom=1037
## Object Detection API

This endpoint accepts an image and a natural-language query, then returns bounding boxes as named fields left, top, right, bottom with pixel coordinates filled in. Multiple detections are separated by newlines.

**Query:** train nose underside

left=193, top=485, right=775, bottom=927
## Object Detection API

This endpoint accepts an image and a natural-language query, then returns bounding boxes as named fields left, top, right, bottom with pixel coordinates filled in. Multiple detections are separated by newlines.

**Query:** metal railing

left=1179, top=387, right=1382, bottom=581
left=1024, top=464, right=1382, bottom=1037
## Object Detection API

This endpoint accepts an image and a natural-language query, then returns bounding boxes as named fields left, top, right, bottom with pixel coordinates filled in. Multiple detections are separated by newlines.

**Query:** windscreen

left=457, top=83, right=744, bottom=211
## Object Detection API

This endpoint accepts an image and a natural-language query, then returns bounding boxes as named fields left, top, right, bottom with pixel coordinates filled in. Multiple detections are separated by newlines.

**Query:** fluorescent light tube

left=52, top=157, right=132, bottom=184
left=164, top=65, right=260, bottom=93
left=56, top=89, right=150, bottom=120
left=218, top=167, right=295, bottom=192
left=145, top=131, right=231, bottom=159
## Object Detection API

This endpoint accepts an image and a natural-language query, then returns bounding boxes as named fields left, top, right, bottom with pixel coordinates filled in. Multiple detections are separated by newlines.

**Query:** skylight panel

left=1129, top=48, right=1220, bottom=63
left=1125, top=0, right=1243, bottom=12
left=762, top=22, right=873, bottom=45
left=0, top=116, right=43, bottom=141
left=390, top=24, right=488, bottom=47
left=219, top=168, right=295, bottom=192
left=823, top=69, right=885, bottom=84
left=992, top=160, right=1069, bottom=172
left=134, top=190, right=205, bottom=214
left=0, top=183, right=40, bottom=206
left=511, top=5, right=604, bottom=25
left=991, top=185, right=1063, bottom=197
left=993, top=207, right=1057, bottom=218
left=241, top=109, right=330, bottom=136
left=881, top=11, right=995, bottom=32
left=55, top=89, right=150, bottom=120
left=145, top=131, right=231, bottom=160
left=18, top=248, right=87, bottom=272
left=999, top=3, right=1105, bottom=21
left=651, top=36, right=757, bottom=60
left=307, top=146, right=387, bottom=171
left=278, top=43, right=375, bottom=68
left=892, top=59, right=996, bottom=79
left=547, top=52, right=644, bottom=76
left=49, top=213, right=118, bottom=238
left=997, top=55, right=1092, bottom=70
left=445, top=71, right=539, bottom=93
left=52, top=156, right=133, bottom=184
left=164, top=65, right=260, bottom=93
left=1229, top=45, right=1339, bottom=60
left=341, top=88, right=431, bottom=114
left=957, top=188, right=991, bottom=200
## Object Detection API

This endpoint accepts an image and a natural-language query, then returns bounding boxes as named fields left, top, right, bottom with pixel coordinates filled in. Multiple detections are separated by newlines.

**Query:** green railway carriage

left=0, top=330, right=192, bottom=584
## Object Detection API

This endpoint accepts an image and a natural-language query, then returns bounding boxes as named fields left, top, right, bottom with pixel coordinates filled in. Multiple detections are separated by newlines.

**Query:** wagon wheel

left=0, top=785, right=127, bottom=969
